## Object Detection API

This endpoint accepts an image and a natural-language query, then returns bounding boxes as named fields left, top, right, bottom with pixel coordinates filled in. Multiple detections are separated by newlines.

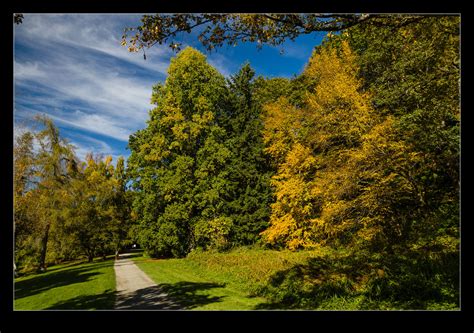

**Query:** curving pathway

left=114, top=253, right=181, bottom=310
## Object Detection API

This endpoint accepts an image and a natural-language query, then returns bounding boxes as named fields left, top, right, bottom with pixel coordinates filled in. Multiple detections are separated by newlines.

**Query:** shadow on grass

left=45, top=289, right=116, bottom=310
left=254, top=249, right=459, bottom=310
left=159, top=281, right=226, bottom=309
left=15, top=260, right=114, bottom=300
left=115, top=282, right=225, bottom=310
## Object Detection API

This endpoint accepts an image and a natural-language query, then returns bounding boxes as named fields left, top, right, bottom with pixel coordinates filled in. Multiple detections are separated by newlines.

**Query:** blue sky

left=14, top=14, right=326, bottom=163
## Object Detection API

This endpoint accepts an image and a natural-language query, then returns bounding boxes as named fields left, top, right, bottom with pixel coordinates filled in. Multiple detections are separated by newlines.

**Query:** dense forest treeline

left=14, top=15, right=459, bottom=308
left=127, top=15, right=459, bottom=258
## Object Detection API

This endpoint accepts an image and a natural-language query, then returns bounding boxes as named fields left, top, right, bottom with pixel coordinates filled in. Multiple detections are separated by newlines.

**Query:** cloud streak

left=14, top=14, right=170, bottom=147
left=15, top=58, right=152, bottom=142
left=16, top=14, right=172, bottom=75
left=49, top=111, right=131, bottom=142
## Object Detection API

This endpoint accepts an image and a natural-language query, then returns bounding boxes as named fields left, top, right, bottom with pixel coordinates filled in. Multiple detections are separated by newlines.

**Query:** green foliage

left=14, top=116, right=132, bottom=271
left=60, top=153, right=131, bottom=262
left=253, top=77, right=291, bottom=106
left=14, top=131, right=38, bottom=270
left=14, top=116, right=78, bottom=272
left=194, top=216, right=233, bottom=251
left=343, top=16, right=460, bottom=251
left=128, top=50, right=278, bottom=256
left=256, top=248, right=458, bottom=310
left=221, top=64, right=274, bottom=245
left=259, top=17, right=459, bottom=256
left=127, top=47, right=232, bottom=257
left=256, top=16, right=458, bottom=309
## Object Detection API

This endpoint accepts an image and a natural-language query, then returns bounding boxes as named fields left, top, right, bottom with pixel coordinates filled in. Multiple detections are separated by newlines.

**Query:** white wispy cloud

left=68, top=135, right=123, bottom=163
left=50, top=111, right=131, bottom=142
left=13, top=14, right=238, bottom=160
left=14, top=14, right=165, bottom=143
left=14, top=59, right=151, bottom=142
left=17, top=14, right=172, bottom=75
left=14, top=61, right=44, bottom=79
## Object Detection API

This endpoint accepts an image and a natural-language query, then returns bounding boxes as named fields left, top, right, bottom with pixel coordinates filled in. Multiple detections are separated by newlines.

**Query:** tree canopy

left=122, top=14, right=433, bottom=55
left=124, top=14, right=458, bottom=260
left=14, top=116, right=132, bottom=272
left=127, top=48, right=275, bottom=256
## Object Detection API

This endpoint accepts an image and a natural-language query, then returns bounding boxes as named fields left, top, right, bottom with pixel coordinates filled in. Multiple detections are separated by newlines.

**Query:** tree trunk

left=38, top=221, right=51, bottom=272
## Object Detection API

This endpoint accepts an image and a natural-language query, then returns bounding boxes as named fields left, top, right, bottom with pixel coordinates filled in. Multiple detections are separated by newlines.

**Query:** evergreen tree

left=222, top=63, right=273, bottom=246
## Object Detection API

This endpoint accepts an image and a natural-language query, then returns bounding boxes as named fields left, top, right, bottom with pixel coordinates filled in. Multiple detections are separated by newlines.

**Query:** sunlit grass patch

left=14, top=257, right=116, bottom=310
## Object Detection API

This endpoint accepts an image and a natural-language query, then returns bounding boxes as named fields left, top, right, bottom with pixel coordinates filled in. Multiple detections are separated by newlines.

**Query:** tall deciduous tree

left=61, top=154, right=130, bottom=262
left=15, top=117, right=133, bottom=271
left=14, top=131, right=36, bottom=269
left=261, top=17, right=459, bottom=257
left=261, top=40, right=374, bottom=249
left=33, top=116, right=77, bottom=271
left=127, top=47, right=230, bottom=257
left=344, top=16, right=460, bottom=252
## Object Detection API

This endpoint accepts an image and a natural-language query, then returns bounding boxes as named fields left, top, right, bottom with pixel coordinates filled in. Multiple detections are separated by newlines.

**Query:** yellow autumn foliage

left=261, top=39, right=389, bottom=249
left=305, top=40, right=374, bottom=151
left=261, top=142, right=320, bottom=249
left=104, top=155, right=113, bottom=166
left=262, top=97, right=305, bottom=164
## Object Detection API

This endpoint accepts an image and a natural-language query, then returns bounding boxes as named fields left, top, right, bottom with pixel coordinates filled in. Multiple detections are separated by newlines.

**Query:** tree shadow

left=15, top=260, right=114, bottom=299
left=253, top=256, right=356, bottom=310
left=115, top=282, right=226, bottom=310
left=254, top=248, right=459, bottom=310
left=44, top=289, right=116, bottom=310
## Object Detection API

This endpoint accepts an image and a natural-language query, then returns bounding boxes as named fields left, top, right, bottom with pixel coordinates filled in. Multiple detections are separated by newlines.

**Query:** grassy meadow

left=135, top=246, right=459, bottom=310
left=14, top=257, right=116, bottom=310
left=13, top=246, right=458, bottom=311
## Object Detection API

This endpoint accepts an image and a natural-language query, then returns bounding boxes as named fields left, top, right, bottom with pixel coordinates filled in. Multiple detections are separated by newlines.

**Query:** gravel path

left=114, top=253, right=181, bottom=310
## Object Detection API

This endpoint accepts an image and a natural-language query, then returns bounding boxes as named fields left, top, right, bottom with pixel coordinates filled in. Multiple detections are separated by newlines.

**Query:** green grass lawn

left=13, top=246, right=458, bottom=311
left=132, top=247, right=328, bottom=310
left=134, top=246, right=459, bottom=310
left=14, top=257, right=116, bottom=310
left=133, top=255, right=268, bottom=310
